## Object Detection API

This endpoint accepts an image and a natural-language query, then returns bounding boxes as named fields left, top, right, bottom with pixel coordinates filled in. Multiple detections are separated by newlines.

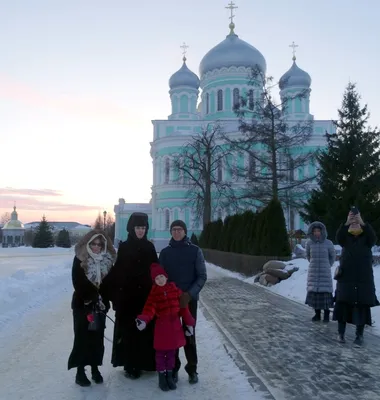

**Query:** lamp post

left=103, top=210, right=107, bottom=231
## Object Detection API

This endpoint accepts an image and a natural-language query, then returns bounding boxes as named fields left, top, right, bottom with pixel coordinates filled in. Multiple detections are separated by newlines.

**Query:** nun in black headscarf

left=102, top=212, right=158, bottom=379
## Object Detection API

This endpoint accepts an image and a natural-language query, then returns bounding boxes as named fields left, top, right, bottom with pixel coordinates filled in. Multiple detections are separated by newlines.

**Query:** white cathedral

left=114, top=3, right=334, bottom=250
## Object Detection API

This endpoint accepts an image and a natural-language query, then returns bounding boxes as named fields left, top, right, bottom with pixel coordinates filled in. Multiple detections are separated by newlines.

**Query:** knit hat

left=170, top=219, right=187, bottom=234
left=151, top=263, right=168, bottom=281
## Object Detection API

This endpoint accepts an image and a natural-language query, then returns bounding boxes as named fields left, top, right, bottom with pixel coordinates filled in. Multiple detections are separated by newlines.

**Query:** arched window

left=248, top=90, right=254, bottom=110
left=217, top=159, right=223, bottom=182
left=206, top=93, right=210, bottom=114
left=233, top=88, right=240, bottom=108
left=165, top=210, right=170, bottom=230
left=164, top=158, right=170, bottom=184
left=248, top=154, right=255, bottom=179
left=217, top=90, right=223, bottom=111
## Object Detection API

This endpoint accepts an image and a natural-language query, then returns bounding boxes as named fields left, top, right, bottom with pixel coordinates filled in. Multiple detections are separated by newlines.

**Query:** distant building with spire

left=2, top=206, right=25, bottom=247
left=114, top=1, right=335, bottom=250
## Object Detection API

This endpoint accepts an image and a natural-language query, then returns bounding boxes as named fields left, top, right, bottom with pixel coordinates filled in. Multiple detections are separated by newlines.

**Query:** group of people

left=67, top=213, right=207, bottom=391
left=305, top=208, right=378, bottom=345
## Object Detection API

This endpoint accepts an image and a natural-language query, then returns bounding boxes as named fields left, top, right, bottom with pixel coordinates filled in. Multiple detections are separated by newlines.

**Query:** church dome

left=169, top=58, right=200, bottom=90
left=199, top=31, right=266, bottom=78
left=279, top=60, right=311, bottom=90
left=3, top=206, right=24, bottom=230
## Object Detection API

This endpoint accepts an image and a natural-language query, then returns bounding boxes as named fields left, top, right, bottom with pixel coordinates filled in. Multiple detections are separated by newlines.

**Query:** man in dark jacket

left=158, top=220, right=207, bottom=384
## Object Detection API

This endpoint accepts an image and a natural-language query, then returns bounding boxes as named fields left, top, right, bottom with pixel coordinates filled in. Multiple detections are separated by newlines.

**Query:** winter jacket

left=138, top=282, right=195, bottom=351
left=158, top=237, right=207, bottom=300
left=335, top=223, right=378, bottom=306
left=305, top=221, right=336, bottom=293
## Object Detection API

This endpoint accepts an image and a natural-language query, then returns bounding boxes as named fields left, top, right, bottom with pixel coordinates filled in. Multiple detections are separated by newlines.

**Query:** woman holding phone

left=333, top=207, right=378, bottom=345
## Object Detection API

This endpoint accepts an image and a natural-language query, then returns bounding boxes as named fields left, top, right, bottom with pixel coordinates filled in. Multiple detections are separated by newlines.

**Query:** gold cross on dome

left=225, top=1, right=238, bottom=24
left=180, top=42, right=189, bottom=61
left=289, top=41, right=298, bottom=61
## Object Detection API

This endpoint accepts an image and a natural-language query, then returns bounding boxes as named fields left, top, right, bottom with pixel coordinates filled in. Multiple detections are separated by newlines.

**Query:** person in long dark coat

left=333, top=209, right=378, bottom=345
left=68, top=230, right=116, bottom=386
left=103, top=212, right=158, bottom=379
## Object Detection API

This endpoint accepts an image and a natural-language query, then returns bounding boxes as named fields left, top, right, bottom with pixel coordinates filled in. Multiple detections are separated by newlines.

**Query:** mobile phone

left=350, top=206, right=359, bottom=215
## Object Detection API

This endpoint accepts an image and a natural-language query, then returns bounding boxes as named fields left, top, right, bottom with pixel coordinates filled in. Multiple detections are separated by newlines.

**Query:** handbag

left=86, top=303, right=106, bottom=332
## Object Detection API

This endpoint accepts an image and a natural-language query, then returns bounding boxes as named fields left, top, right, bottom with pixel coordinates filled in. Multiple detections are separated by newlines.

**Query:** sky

left=0, top=0, right=379, bottom=225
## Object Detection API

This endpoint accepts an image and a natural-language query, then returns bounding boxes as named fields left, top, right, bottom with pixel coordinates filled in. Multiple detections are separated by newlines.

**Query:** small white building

left=2, top=206, right=25, bottom=247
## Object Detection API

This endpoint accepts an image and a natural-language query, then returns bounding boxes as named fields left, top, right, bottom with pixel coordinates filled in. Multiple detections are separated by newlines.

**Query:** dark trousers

left=338, top=322, right=364, bottom=336
left=175, top=300, right=198, bottom=374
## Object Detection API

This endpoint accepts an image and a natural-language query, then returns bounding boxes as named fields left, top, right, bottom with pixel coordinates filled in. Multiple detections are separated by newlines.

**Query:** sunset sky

left=1, top=0, right=379, bottom=225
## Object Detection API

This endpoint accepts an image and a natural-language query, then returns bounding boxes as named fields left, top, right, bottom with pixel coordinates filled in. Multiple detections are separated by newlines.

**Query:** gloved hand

left=135, top=318, right=146, bottom=331
left=179, top=292, right=191, bottom=308
left=185, top=326, right=194, bottom=336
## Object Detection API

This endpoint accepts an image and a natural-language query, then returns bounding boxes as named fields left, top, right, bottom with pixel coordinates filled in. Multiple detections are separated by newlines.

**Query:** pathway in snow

left=202, top=274, right=380, bottom=400
left=0, top=291, right=266, bottom=400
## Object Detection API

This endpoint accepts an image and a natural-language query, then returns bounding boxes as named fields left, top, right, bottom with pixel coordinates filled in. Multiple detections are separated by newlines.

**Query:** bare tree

left=1, top=212, right=11, bottom=225
left=172, top=123, right=235, bottom=227
left=225, top=66, right=316, bottom=214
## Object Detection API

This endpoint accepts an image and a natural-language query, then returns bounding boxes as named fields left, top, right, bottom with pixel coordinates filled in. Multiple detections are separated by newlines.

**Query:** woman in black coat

left=333, top=209, right=378, bottom=345
left=103, top=212, right=158, bottom=379
left=68, top=230, right=116, bottom=386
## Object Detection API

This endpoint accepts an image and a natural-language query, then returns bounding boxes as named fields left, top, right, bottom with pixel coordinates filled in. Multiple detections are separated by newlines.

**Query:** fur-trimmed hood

left=75, top=229, right=116, bottom=262
left=307, top=221, right=327, bottom=242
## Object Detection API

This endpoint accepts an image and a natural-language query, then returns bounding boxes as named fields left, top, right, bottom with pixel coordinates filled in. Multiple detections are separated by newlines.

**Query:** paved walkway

left=200, top=274, right=380, bottom=400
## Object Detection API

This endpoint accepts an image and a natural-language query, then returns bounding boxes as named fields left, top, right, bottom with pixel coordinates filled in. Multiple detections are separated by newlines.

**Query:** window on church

left=217, top=90, right=223, bottom=111
left=248, top=90, right=254, bottom=110
left=248, top=154, right=255, bottom=179
left=206, top=93, right=210, bottom=114
left=164, top=158, right=170, bottom=184
left=165, top=210, right=170, bottom=230
left=233, top=88, right=240, bottom=109
left=217, top=159, right=223, bottom=182
left=217, top=209, right=222, bottom=221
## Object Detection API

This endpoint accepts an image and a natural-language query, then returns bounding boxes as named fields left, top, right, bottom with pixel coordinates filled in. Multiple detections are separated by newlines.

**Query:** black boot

left=124, top=367, right=141, bottom=380
left=338, top=322, right=346, bottom=343
left=91, top=366, right=103, bottom=384
left=158, top=372, right=169, bottom=391
left=312, top=309, right=321, bottom=322
left=323, top=309, right=330, bottom=323
left=75, top=366, right=91, bottom=387
left=172, top=369, right=178, bottom=383
left=354, top=325, right=364, bottom=346
left=166, top=370, right=177, bottom=390
left=188, top=372, right=199, bottom=384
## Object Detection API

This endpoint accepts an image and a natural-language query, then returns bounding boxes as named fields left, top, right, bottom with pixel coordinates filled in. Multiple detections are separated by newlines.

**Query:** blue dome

left=169, top=59, right=200, bottom=90
left=199, top=32, right=266, bottom=78
left=279, top=60, right=311, bottom=90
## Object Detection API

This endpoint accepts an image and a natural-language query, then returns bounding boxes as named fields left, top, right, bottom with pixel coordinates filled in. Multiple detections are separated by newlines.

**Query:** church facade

left=114, top=4, right=335, bottom=250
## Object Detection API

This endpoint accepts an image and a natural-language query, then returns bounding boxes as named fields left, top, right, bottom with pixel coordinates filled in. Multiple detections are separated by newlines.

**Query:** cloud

left=0, top=187, right=62, bottom=196
left=0, top=188, right=100, bottom=212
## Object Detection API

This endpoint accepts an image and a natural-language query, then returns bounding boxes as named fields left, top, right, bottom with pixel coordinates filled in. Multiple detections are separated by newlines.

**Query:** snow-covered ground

left=206, top=253, right=380, bottom=336
left=0, top=247, right=265, bottom=400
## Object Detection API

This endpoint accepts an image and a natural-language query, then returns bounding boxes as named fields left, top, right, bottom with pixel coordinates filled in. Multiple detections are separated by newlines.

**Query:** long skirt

left=305, top=291, right=334, bottom=310
left=68, top=309, right=106, bottom=370
left=333, top=302, right=372, bottom=326
left=111, top=315, right=156, bottom=371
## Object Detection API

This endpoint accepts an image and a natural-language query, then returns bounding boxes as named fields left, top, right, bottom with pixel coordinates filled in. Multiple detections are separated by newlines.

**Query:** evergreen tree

left=94, top=213, right=103, bottom=230
left=56, top=229, right=71, bottom=248
left=33, top=216, right=54, bottom=248
left=190, top=232, right=199, bottom=246
left=301, top=83, right=380, bottom=241
left=258, top=199, right=291, bottom=256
